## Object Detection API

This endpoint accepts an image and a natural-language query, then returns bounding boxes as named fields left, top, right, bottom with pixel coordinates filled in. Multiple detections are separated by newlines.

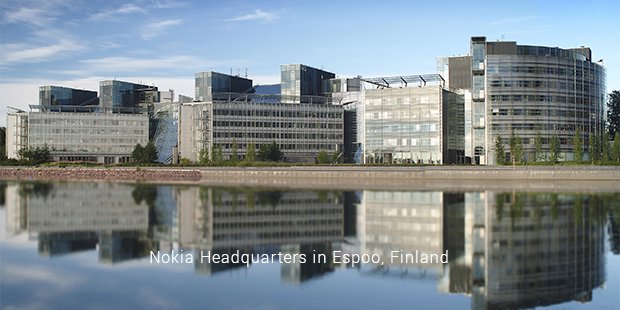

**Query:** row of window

left=488, top=79, right=599, bottom=91
left=491, top=123, right=594, bottom=132
left=214, top=109, right=341, bottom=119
left=487, top=64, right=599, bottom=79
left=491, top=108, right=595, bottom=118
left=214, top=121, right=342, bottom=129
left=214, top=132, right=342, bottom=140
left=489, top=94, right=599, bottom=105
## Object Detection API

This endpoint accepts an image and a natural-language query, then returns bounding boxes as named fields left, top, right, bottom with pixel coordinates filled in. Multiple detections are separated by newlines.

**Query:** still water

left=1, top=181, right=619, bottom=310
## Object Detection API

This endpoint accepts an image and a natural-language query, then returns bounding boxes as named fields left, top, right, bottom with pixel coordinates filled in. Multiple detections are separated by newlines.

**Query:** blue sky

left=1, top=0, right=619, bottom=125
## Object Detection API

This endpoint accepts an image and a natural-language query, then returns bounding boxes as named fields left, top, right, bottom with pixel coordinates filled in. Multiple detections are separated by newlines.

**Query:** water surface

left=1, top=181, right=619, bottom=309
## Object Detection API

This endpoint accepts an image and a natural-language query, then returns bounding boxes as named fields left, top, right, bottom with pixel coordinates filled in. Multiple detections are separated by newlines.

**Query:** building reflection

left=173, top=187, right=345, bottom=282
left=438, top=192, right=607, bottom=309
left=5, top=182, right=156, bottom=264
left=3, top=182, right=615, bottom=308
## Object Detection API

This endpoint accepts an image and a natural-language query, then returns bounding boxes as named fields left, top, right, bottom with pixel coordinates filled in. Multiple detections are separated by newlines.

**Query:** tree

left=143, top=141, right=158, bottom=163
left=608, top=90, right=620, bottom=137
left=317, top=149, right=330, bottom=164
left=534, top=131, right=544, bottom=162
left=573, top=127, right=583, bottom=162
left=602, top=131, right=610, bottom=161
left=549, top=135, right=561, bottom=164
left=495, top=135, right=506, bottom=165
left=0, top=127, right=6, bottom=159
left=210, top=145, right=217, bottom=163
left=132, top=142, right=158, bottom=163
left=18, top=146, right=51, bottom=165
left=258, top=141, right=283, bottom=162
left=231, top=139, right=238, bottom=162
left=612, top=133, right=620, bottom=163
left=244, top=141, right=256, bottom=162
left=215, top=144, right=223, bottom=162
left=132, top=144, right=144, bottom=163
left=589, top=133, right=598, bottom=163
left=509, top=130, right=523, bottom=165
left=198, top=147, right=210, bottom=165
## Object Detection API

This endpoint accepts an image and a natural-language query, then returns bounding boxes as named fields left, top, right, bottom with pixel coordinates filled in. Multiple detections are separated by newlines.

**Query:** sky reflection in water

left=1, top=181, right=619, bottom=310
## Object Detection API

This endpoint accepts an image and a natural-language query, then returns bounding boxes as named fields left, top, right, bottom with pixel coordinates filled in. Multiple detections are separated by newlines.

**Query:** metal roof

left=360, top=74, right=445, bottom=88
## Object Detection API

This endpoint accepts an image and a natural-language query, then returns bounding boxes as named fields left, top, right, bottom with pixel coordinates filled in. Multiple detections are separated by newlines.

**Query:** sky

left=1, top=0, right=619, bottom=126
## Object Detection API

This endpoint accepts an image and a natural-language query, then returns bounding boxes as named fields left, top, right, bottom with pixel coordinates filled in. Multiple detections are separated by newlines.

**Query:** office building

left=195, top=71, right=253, bottom=102
left=362, top=75, right=464, bottom=164
left=440, top=37, right=606, bottom=164
left=7, top=106, right=148, bottom=163
left=39, top=85, right=98, bottom=109
left=99, top=80, right=158, bottom=113
left=6, top=108, right=28, bottom=159
left=281, top=64, right=335, bottom=103
left=178, top=93, right=343, bottom=163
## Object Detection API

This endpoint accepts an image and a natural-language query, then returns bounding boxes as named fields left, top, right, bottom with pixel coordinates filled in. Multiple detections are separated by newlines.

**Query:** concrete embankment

left=0, top=166, right=619, bottom=191
left=196, top=166, right=620, bottom=191
left=0, top=167, right=201, bottom=183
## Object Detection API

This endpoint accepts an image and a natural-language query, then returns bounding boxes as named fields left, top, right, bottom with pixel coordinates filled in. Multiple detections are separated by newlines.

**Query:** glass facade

left=27, top=112, right=149, bottom=162
left=195, top=71, right=253, bottom=102
left=179, top=97, right=344, bottom=163
left=281, top=64, right=335, bottom=103
left=39, top=86, right=98, bottom=107
left=99, top=80, right=158, bottom=112
left=363, top=86, right=464, bottom=164
left=442, top=37, right=606, bottom=164
left=482, top=41, right=606, bottom=163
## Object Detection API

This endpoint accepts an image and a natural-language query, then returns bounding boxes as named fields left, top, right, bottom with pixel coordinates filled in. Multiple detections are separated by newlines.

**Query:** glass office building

left=281, top=64, right=335, bottom=103
left=99, top=80, right=158, bottom=113
left=39, top=86, right=98, bottom=107
left=195, top=71, right=253, bottom=102
left=178, top=93, right=343, bottom=163
left=441, top=37, right=606, bottom=164
left=26, top=110, right=149, bottom=164
left=362, top=75, right=464, bottom=164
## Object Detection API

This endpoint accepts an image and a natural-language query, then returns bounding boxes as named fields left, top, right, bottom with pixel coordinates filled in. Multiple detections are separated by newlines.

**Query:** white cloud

left=77, top=55, right=199, bottom=73
left=90, top=4, right=147, bottom=21
left=227, top=9, right=278, bottom=23
left=141, top=19, right=182, bottom=39
left=2, top=263, right=83, bottom=290
left=0, top=39, right=84, bottom=64
left=153, top=1, right=190, bottom=9
left=3, top=7, right=55, bottom=27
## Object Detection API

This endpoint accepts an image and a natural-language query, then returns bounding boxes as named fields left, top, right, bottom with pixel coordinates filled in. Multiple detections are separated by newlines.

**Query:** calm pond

left=1, top=181, right=619, bottom=309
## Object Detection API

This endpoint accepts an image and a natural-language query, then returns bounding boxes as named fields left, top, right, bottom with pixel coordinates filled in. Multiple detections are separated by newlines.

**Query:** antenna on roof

left=245, top=68, right=247, bottom=78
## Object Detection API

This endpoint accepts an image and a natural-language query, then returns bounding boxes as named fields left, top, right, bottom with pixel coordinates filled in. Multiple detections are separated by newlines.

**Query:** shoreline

left=1, top=166, right=619, bottom=192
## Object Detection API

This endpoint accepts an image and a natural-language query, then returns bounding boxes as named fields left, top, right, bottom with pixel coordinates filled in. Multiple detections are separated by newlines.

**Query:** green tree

left=317, top=149, right=330, bottom=164
left=132, top=144, right=145, bottom=163
left=244, top=141, right=256, bottom=162
left=612, top=133, right=620, bottom=163
left=0, top=127, right=6, bottom=159
left=495, top=135, right=506, bottom=165
left=573, top=127, right=583, bottom=162
left=589, top=133, right=597, bottom=163
left=608, top=90, right=620, bottom=137
left=210, top=145, right=217, bottom=162
left=549, top=135, right=561, bottom=164
left=18, top=146, right=51, bottom=165
left=602, top=131, right=611, bottom=161
left=143, top=141, right=158, bottom=163
left=231, top=139, right=238, bottom=162
left=215, top=144, right=223, bottom=162
left=534, top=131, right=544, bottom=162
left=258, top=141, right=283, bottom=162
left=509, top=130, right=523, bottom=165
left=198, top=147, right=210, bottom=165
